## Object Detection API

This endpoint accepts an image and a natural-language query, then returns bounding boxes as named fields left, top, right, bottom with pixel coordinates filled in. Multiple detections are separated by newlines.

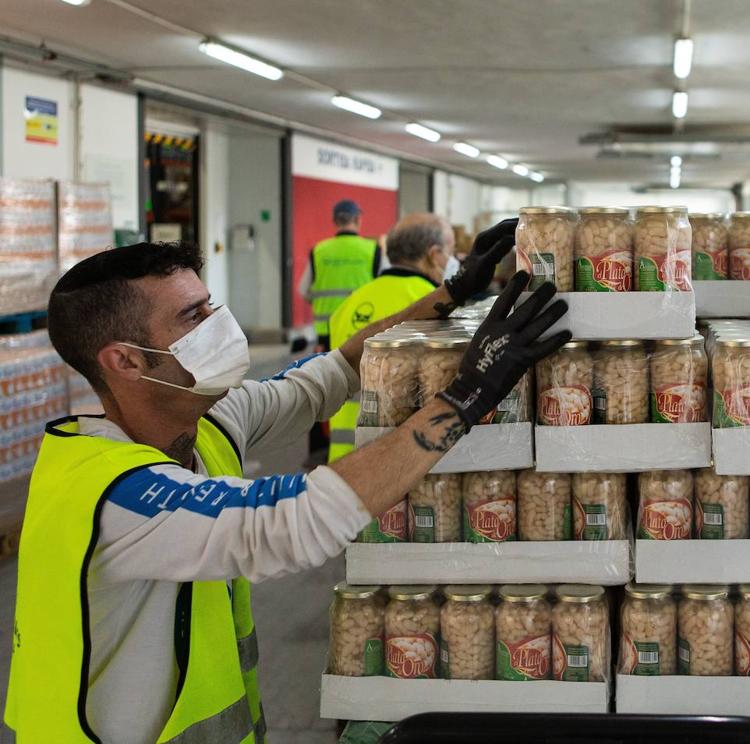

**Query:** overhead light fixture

left=59, top=0, right=91, bottom=5
left=529, top=171, right=545, bottom=183
left=673, top=37, right=694, bottom=80
left=670, top=168, right=681, bottom=189
left=199, top=40, right=283, bottom=81
left=512, top=164, right=530, bottom=177
left=672, top=91, right=689, bottom=119
left=405, top=122, right=441, bottom=142
left=670, top=155, right=683, bottom=167
left=453, top=142, right=480, bottom=158
left=331, top=95, right=382, bottom=120
left=486, top=155, right=508, bottom=169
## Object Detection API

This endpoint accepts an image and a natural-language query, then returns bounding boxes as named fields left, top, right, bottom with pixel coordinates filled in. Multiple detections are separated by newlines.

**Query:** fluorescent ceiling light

left=529, top=171, right=545, bottom=183
left=331, top=95, right=381, bottom=119
left=405, top=123, right=441, bottom=142
left=670, top=168, right=681, bottom=189
left=486, top=155, right=508, bottom=169
left=672, top=91, right=689, bottom=119
left=512, top=164, right=530, bottom=177
left=670, top=155, right=683, bottom=167
left=453, top=142, right=480, bottom=158
left=673, top=38, right=694, bottom=80
left=199, top=41, right=283, bottom=81
left=60, top=0, right=90, bottom=5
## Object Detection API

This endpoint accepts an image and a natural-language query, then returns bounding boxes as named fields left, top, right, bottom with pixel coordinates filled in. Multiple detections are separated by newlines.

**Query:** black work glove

left=444, top=218, right=519, bottom=307
left=438, top=270, right=571, bottom=429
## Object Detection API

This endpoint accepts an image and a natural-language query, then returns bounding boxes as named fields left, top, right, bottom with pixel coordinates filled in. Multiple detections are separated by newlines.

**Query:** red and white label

left=653, top=383, right=706, bottom=423
left=719, top=386, right=750, bottom=426
left=539, top=385, right=592, bottom=426
left=736, top=631, right=750, bottom=676
left=653, top=251, right=692, bottom=291
left=466, top=497, right=516, bottom=541
left=506, top=634, right=550, bottom=679
left=731, top=248, right=750, bottom=280
left=378, top=500, right=407, bottom=540
left=590, top=249, right=633, bottom=291
left=385, top=634, right=438, bottom=678
left=640, top=499, right=692, bottom=540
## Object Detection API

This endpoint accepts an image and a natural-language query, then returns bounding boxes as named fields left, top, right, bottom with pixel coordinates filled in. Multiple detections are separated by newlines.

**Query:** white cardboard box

left=635, top=539, right=750, bottom=584
left=712, top=428, right=750, bottom=475
left=616, top=674, right=750, bottom=715
left=320, top=675, right=610, bottom=721
left=346, top=541, right=632, bottom=586
left=355, top=423, right=534, bottom=473
left=517, top=291, right=696, bottom=340
left=534, top=423, right=711, bottom=472
left=694, top=280, right=750, bottom=319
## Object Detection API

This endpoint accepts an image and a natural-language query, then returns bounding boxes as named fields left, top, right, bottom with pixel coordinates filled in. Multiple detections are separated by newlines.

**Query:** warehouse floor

left=0, top=345, right=342, bottom=743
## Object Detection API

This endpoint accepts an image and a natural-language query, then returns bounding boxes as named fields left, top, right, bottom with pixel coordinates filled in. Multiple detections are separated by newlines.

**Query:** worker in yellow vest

left=3, top=220, right=570, bottom=743
left=328, top=213, right=457, bottom=461
left=298, top=199, right=383, bottom=349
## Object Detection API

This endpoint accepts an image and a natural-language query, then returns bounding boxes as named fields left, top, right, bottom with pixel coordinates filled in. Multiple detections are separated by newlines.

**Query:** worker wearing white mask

left=3, top=237, right=568, bottom=744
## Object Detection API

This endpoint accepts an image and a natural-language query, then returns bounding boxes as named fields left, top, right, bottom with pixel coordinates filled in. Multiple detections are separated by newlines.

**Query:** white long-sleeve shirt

left=80, top=351, right=370, bottom=743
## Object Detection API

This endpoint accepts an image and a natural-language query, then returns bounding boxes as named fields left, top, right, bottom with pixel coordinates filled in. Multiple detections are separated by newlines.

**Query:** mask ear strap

left=140, top=375, right=192, bottom=392
left=119, top=342, right=173, bottom=355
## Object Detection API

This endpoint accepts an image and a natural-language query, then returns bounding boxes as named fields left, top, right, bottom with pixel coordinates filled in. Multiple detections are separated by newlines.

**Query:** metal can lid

left=600, top=339, right=644, bottom=348
left=423, top=336, right=470, bottom=350
left=738, top=584, right=750, bottom=599
left=690, top=212, right=725, bottom=221
left=388, top=585, right=438, bottom=601
left=625, top=583, right=673, bottom=600
left=498, top=584, right=548, bottom=602
left=519, top=206, right=577, bottom=217
left=334, top=582, right=380, bottom=600
left=682, top=584, right=730, bottom=600
left=444, top=584, right=492, bottom=601
left=636, top=205, right=688, bottom=216
left=365, top=336, right=420, bottom=349
left=731, top=212, right=750, bottom=220
left=555, top=584, right=605, bottom=603
left=578, top=207, right=629, bottom=216
left=559, top=340, right=589, bottom=350
left=717, top=338, right=750, bottom=348
left=654, top=335, right=705, bottom=348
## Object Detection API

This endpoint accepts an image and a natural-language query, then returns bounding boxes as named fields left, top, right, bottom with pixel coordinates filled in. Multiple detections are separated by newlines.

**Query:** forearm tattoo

left=412, top=411, right=466, bottom=453
left=433, top=299, right=458, bottom=318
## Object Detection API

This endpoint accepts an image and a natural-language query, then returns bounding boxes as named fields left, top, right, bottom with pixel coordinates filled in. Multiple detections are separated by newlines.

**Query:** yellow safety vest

left=328, top=269, right=437, bottom=462
left=3, top=415, right=265, bottom=744
left=309, top=233, right=378, bottom=338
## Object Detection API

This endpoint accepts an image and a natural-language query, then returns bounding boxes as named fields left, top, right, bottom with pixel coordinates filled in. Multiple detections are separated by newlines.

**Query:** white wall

left=0, top=65, right=75, bottom=180
left=568, top=182, right=735, bottom=213
left=433, top=170, right=483, bottom=229
left=227, top=127, right=283, bottom=330
left=399, top=164, right=431, bottom=217
left=79, top=85, right=139, bottom=230
left=201, top=123, right=230, bottom=306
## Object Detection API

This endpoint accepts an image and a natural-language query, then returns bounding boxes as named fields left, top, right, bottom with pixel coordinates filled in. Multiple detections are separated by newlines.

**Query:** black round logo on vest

left=352, top=302, right=375, bottom=330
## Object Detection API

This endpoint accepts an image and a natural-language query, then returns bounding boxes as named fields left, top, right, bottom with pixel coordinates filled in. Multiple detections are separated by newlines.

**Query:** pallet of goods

left=58, top=181, right=114, bottom=272
left=0, top=177, right=58, bottom=317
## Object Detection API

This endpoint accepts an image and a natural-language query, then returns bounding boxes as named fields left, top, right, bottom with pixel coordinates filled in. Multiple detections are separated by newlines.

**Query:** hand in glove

left=438, top=270, right=571, bottom=429
left=444, top=217, right=519, bottom=308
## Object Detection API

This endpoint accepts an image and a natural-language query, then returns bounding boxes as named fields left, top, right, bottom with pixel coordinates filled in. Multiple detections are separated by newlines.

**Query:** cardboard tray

left=355, top=423, right=533, bottom=473
left=534, top=423, right=711, bottom=472
left=616, top=674, right=750, bottom=715
left=694, top=280, right=750, bottom=319
left=517, top=291, right=696, bottom=340
left=320, top=675, right=610, bottom=721
left=345, top=541, right=632, bottom=586
left=635, top=539, right=750, bottom=584
left=712, top=428, right=750, bottom=475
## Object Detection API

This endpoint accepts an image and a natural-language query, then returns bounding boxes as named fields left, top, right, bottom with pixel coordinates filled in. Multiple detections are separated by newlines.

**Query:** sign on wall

left=24, top=96, right=58, bottom=145
left=290, top=134, right=399, bottom=328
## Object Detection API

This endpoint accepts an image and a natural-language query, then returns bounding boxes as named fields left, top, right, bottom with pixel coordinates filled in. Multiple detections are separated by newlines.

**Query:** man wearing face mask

left=327, top=212, right=468, bottom=462
left=3, top=233, right=569, bottom=744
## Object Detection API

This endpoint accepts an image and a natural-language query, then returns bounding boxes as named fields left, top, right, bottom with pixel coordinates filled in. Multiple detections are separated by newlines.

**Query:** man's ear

left=97, top=343, right=148, bottom=383
left=426, top=244, right=443, bottom=266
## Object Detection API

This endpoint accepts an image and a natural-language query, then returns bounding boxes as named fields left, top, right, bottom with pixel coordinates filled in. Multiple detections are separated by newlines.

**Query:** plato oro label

left=736, top=631, right=750, bottom=676
left=538, top=385, right=592, bottom=426
left=678, top=637, right=691, bottom=674
left=463, top=497, right=516, bottom=542
left=385, top=634, right=438, bottom=678
left=713, top=386, right=750, bottom=427
left=620, top=634, right=661, bottom=675
left=552, top=634, right=590, bottom=681
left=650, top=383, right=705, bottom=423
left=363, top=638, right=384, bottom=676
left=409, top=504, right=435, bottom=542
left=576, top=250, right=632, bottom=292
left=358, top=499, right=407, bottom=543
left=694, top=249, right=728, bottom=280
left=638, top=499, right=692, bottom=540
left=731, top=248, right=750, bottom=280
left=638, top=253, right=691, bottom=291
left=496, top=634, right=550, bottom=680
left=573, top=497, right=608, bottom=540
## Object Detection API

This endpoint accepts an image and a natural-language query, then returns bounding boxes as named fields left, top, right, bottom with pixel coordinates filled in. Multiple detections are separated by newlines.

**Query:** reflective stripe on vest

left=329, top=428, right=356, bottom=445
left=237, top=628, right=259, bottom=674
left=310, top=235, right=377, bottom=336
left=4, top=416, right=262, bottom=743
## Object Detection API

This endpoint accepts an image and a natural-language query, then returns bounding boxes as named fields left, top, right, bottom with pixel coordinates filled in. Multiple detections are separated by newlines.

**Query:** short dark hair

left=48, top=242, right=203, bottom=393
left=386, top=215, right=447, bottom=265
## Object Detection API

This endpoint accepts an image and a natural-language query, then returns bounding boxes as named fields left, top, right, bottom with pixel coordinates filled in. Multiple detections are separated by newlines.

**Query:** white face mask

left=443, top=255, right=461, bottom=281
left=120, top=305, right=250, bottom=396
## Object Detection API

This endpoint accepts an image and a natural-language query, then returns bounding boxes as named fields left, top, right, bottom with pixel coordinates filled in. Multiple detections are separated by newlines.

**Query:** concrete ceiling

left=2, top=0, right=750, bottom=189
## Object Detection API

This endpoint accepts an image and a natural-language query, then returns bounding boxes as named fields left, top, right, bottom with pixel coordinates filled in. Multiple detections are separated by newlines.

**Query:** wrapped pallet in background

left=58, top=181, right=114, bottom=271
left=0, top=177, right=58, bottom=316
